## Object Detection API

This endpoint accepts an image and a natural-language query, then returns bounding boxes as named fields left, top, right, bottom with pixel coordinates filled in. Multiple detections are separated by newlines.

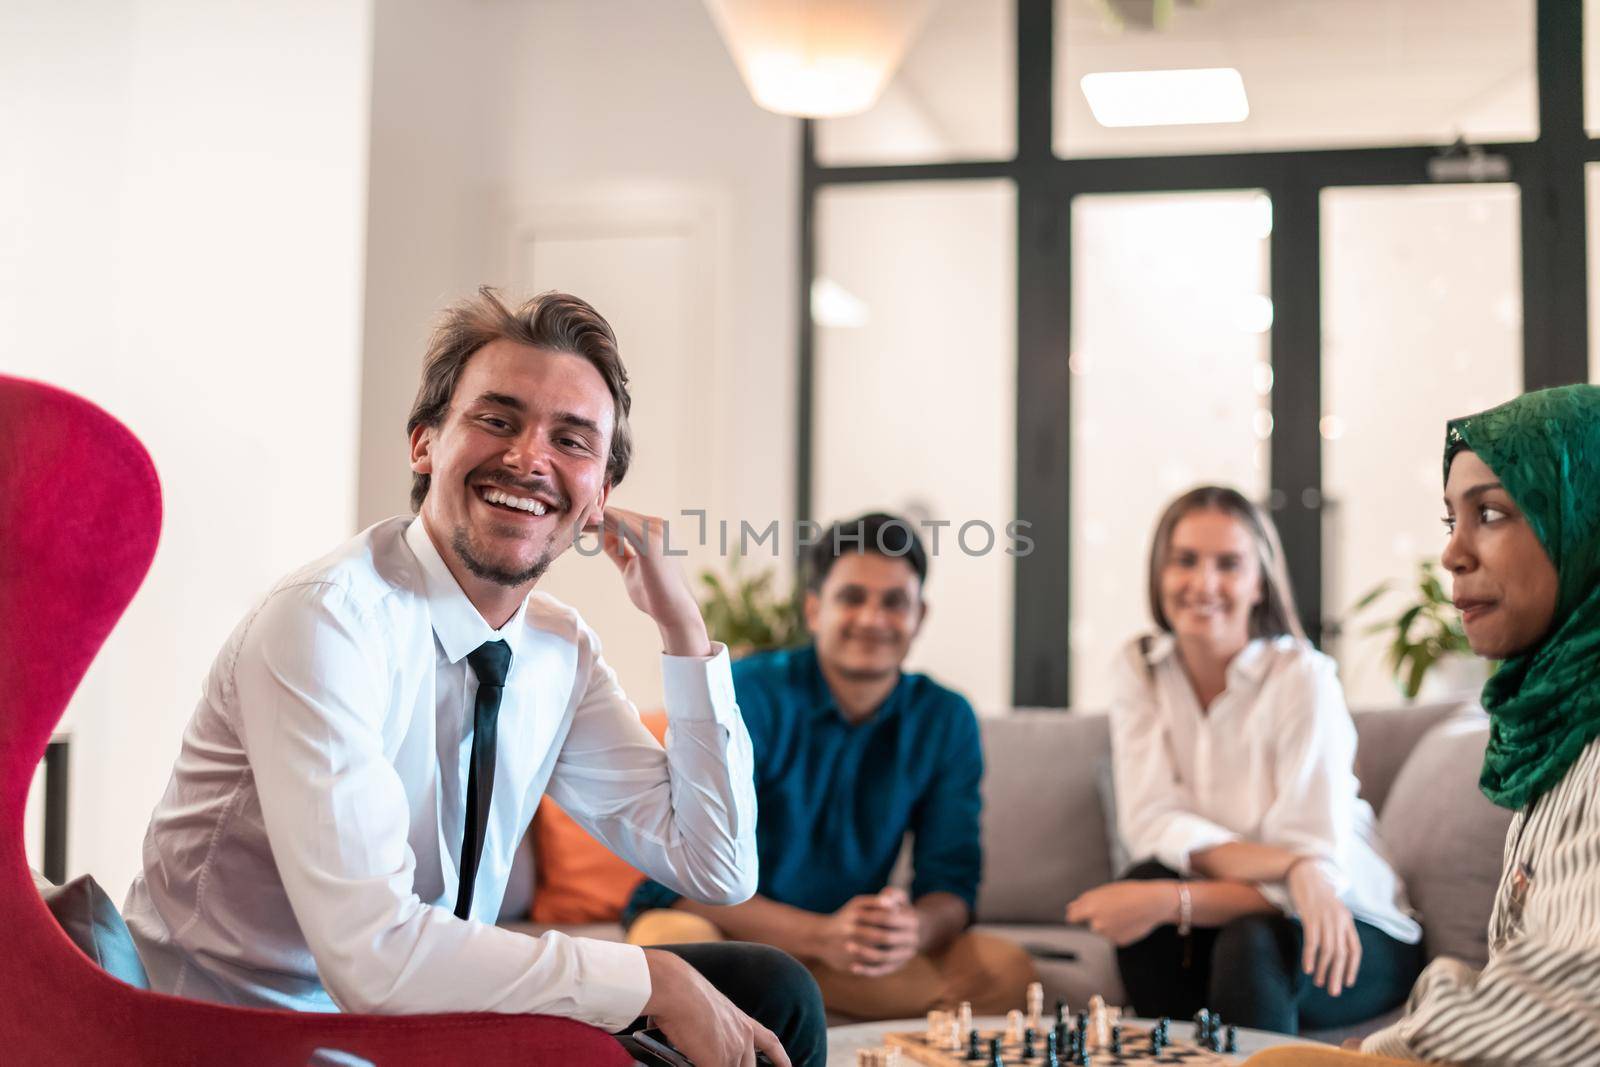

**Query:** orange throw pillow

left=530, top=710, right=669, bottom=924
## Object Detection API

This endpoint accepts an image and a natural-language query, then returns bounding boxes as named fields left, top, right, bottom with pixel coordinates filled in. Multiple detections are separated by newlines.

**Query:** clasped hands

left=813, top=887, right=922, bottom=977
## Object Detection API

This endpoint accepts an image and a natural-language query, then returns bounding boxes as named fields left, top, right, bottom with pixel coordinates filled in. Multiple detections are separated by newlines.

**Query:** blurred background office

left=4, top=0, right=1597, bottom=905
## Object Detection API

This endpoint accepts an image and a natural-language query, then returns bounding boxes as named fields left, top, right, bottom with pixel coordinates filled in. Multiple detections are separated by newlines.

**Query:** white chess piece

left=1027, top=981, right=1044, bottom=1031
left=1089, top=994, right=1108, bottom=1050
left=1006, top=1009, right=1024, bottom=1044
left=957, top=1000, right=973, bottom=1042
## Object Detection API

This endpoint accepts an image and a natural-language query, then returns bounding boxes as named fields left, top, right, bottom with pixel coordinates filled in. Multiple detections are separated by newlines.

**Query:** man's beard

left=451, top=526, right=557, bottom=588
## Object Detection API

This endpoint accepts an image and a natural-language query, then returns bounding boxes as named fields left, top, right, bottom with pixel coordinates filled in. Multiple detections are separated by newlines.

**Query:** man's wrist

left=658, top=620, right=713, bottom=658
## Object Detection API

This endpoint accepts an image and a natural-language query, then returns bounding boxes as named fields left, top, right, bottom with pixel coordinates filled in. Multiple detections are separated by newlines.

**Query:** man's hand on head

left=590, top=506, right=712, bottom=657
left=642, top=949, right=790, bottom=1067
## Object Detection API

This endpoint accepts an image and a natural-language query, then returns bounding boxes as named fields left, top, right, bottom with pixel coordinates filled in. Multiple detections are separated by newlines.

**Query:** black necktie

left=456, top=639, right=510, bottom=919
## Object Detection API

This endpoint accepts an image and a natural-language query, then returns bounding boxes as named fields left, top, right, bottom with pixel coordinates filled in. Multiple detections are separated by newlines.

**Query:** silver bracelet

left=1176, top=879, right=1193, bottom=937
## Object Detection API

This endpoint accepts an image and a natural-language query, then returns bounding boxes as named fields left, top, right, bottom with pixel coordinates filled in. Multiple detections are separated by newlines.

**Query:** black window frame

left=796, top=0, right=1589, bottom=706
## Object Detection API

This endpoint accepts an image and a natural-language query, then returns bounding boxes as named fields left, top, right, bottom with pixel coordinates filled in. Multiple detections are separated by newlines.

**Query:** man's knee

left=626, top=908, right=724, bottom=946
left=936, top=932, right=1039, bottom=1013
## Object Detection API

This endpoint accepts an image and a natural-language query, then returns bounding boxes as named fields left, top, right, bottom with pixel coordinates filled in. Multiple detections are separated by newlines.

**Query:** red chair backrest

left=0, top=375, right=630, bottom=1065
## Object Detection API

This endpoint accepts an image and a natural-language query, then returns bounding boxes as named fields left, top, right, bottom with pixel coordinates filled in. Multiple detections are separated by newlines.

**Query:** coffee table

left=825, top=1014, right=1320, bottom=1065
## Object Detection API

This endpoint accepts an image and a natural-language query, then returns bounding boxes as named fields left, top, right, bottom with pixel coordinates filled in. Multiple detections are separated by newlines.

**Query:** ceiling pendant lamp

left=703, top=0, right=935, bottom=118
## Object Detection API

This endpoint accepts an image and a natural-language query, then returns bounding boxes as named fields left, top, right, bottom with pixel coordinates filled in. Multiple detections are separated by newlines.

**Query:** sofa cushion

left=973, top=923, right=1125, bottom=1009
left=1351, top=699, right=1473, bottom=814
left=976, top=711, right=1114, bottom=924
left=1377, top=711, right=1510, bottom=968
left=31, top=869, right=150, bottom=989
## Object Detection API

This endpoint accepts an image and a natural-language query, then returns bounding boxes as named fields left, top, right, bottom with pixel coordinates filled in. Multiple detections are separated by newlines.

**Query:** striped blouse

left=1361, top=735, right=1600, bottom=1064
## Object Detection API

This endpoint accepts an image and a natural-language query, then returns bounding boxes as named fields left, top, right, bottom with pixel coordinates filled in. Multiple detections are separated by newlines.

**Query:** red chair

left=0, top=375, right=633, bottom=1065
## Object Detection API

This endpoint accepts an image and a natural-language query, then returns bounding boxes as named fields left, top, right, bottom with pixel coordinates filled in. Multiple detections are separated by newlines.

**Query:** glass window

left=1070, top=190, right=1272, bottom=709
left=814, top=181, right=1016, bottom=711
left=1055, top=0, right=1536, bottom=158
left=1321, top=184, right=1522, bottom=707
left=1588, top=0, right=1600, bottom=136
left=815, top=0, right=1014, bottom=166
left=1589, top=163, right=1600, bottom=380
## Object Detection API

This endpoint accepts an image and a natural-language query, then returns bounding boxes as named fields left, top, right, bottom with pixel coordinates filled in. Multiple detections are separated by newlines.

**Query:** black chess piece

left=1056, top=999, right=1067, bottom=1028
left=1046, top=1029, right=1060, bottom=1067
left=1148, top=1028, right=1163, bottom=1055
left=1076, top=1044, right=1090, bottom=1067
left=1109, top=1024, right=1122, bottom=1056
left=990, top=1036, right=1004, bottom=1067
left=1158, top=1016, right=1170, bottom=1040
left=1225, top=1025, right=1238, bottom=1054
left=968, top=1028, right=983, bottom=1062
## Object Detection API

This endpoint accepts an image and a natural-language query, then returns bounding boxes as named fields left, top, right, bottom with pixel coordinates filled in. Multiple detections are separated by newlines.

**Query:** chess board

left=883, top=1024, right=1241, bottom=1067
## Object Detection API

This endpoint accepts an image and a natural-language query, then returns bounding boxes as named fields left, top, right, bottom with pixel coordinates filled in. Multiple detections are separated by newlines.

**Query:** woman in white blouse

left=1067, top=486, right=1423, bottom=1035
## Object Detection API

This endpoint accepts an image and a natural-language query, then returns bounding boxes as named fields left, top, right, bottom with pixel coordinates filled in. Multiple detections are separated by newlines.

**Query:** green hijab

left=1444, top=383, right=1600, bottom=810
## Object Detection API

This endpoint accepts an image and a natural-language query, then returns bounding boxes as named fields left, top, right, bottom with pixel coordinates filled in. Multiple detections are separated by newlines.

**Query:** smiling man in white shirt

left=123, top=288, right=824, bottom=1067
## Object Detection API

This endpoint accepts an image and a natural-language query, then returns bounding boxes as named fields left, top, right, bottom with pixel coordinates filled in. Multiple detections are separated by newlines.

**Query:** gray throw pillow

left=32, top=869, right=151, bottom=989
left=1376, top=713, right=1512, bottom=968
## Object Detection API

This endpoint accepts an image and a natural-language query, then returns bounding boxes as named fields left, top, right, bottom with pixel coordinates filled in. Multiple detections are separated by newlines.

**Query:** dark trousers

left=620, top=942, right=827, bottom=1067
left=1114, top=861, right=1424, bottom=1035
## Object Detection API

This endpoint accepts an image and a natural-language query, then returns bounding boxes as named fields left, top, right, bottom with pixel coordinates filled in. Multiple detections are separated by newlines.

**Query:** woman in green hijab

left=1249, top=383, right=1600, bottom=1065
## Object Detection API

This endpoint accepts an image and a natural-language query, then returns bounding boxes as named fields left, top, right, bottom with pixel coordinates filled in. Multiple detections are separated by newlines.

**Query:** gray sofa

left=504, top=700, right=1511, bottom=1042
left=969, top=700, right=1509, bottom=1043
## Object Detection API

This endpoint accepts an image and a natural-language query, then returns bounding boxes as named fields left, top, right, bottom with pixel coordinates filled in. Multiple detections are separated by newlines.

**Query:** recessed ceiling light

left=1081, top=68, right=1250, bottom=128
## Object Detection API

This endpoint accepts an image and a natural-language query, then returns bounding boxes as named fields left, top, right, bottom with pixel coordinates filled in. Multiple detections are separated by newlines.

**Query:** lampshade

left=704, top=0, right=935, bottom=118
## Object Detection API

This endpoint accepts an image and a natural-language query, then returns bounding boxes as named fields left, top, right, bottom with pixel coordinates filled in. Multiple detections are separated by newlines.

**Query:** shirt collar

left=1144, top=632, right=1273, bottom=685
left=404, top=517, right=529, bottom=665
left=799, top=644, right=906, bottom=726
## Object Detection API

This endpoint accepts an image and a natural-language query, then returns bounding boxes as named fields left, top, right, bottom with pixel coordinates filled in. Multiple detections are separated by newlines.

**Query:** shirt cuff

left=660, top=642, right=736, bottom=725
left=573, top=937, right=653, bottom=1032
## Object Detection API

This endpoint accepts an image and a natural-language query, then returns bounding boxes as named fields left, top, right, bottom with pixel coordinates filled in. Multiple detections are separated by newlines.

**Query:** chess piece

left=968, top=1028, right=983, bottom=1062
left=1055, top=999, right=1067, bottom=1029
left=1023, top=1027, right=1036, bottom=1061
left=1148, top=1026, right=1163, bottom=1055
left=1088, top=995, right=1108, bottom=1050
left=1194, top=1008, right=1211, bottom=1041
left=959, top=1001, right=974, bottom=1043
left=1109, top=1025, right=1122, bottom=1056
left=1046, top=1029, right=1060, bottom=1067
left=948, top=1015, right=964, bottom=1052
left=1225, top=1025, right=1238, bottom=1054
left=989, top=1036, right=1004, bottom=1067
left=1007, top=1009, right=1025, bottom=1044
left=927, top=1010, right=947, bottom=1045
left=1028, top=981, right=1045, bottom=1031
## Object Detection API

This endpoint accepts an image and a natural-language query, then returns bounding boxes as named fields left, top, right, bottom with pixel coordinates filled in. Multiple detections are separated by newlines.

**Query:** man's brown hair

left=406, top=288, right=633, bottom=512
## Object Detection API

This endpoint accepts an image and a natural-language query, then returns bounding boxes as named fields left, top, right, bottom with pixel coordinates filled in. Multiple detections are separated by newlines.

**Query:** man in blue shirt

left=625, top=512, right=1036, bottom=1019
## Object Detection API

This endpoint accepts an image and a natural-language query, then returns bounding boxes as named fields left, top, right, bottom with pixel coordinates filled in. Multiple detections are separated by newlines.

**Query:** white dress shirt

left=123, top=516, right=757, bottom=1031
left=1109, top=633, right=1421, bottom=944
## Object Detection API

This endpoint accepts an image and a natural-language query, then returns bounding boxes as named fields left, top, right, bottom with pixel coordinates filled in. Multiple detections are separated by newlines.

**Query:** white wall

left=359, top=0, right=799, bottom=707
left=1, top=0, right=373, bottom=899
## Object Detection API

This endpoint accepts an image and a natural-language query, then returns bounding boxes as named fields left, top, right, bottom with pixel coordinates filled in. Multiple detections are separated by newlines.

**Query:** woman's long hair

left=1146, top=485, right=1306, bottom=641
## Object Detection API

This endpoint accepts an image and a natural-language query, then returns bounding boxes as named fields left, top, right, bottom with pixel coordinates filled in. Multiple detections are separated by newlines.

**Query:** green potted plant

left=697, top=555, right=805, bottom=659
left=1349, top=559, right=1488, bottom=701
